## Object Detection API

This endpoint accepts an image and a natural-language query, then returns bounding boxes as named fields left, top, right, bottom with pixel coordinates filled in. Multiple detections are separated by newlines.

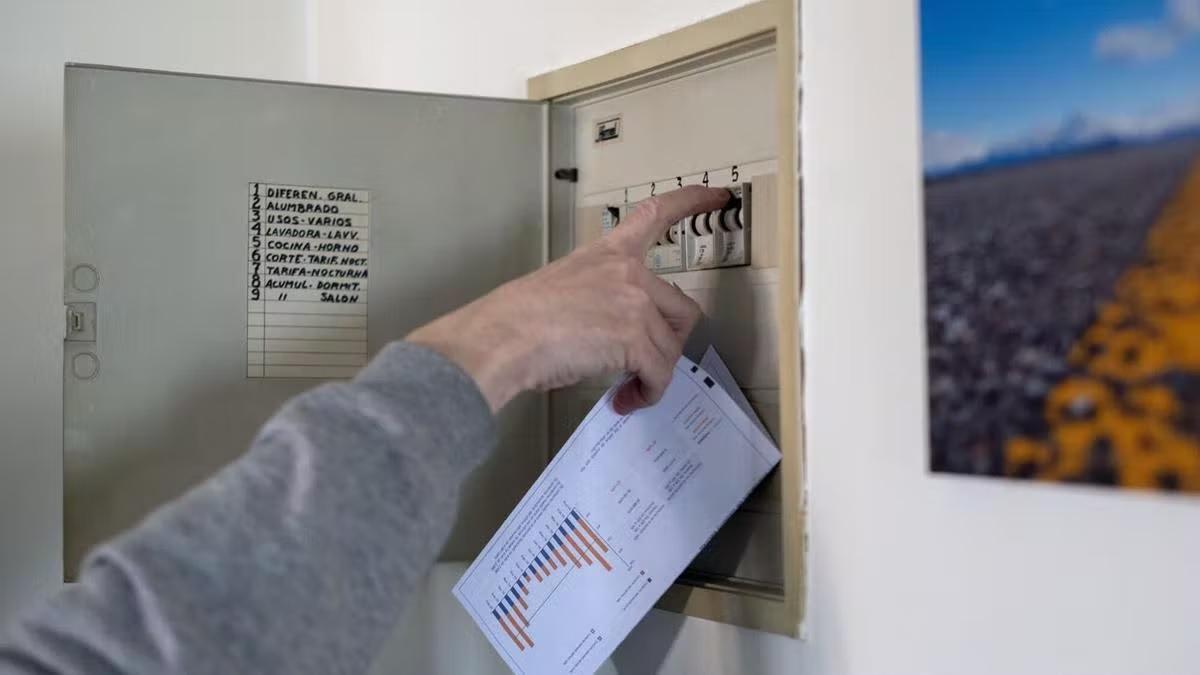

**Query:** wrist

left=407, top=317, right=533, bottom=413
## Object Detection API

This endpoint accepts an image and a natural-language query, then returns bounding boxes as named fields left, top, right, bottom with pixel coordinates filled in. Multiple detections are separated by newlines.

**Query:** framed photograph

left=922, top=0, right=1200, bottom=491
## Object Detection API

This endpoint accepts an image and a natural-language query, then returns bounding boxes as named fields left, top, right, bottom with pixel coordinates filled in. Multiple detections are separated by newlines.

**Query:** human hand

left=406, top=185, right=731, bottom=414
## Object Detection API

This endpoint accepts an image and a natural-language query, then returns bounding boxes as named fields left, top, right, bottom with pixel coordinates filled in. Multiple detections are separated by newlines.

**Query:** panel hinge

left=553, top=168, right=579, bottom=183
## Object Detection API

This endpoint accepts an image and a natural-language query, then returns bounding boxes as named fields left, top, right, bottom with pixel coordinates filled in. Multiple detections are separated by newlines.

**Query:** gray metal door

left=63, top=65, right=548, bottom=575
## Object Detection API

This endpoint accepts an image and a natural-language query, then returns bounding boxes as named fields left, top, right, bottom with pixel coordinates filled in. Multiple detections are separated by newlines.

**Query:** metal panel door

left=64, top=65, right=547, bottom=575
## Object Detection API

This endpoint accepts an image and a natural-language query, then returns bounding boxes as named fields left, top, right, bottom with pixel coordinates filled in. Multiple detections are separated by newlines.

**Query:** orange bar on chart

left=505, top=594, right=527, bottom=623
left=580, top=537, right=611, bottom=571
left=512, top=604, right=530, bottom=627
left=560, top=527, right=593, bottom=565
left=512, top=617, right=535, bottom=648
left=548, top=540, right=568, bottom=567
left=494, top=610, right=524, bottom=652
left=570, top=521, right=611, bottom=571
left=541, top=550, right=557, bottom=570
left=554, top=533, right=581, bottom=567
left=572, top=511, right=609, bottom=553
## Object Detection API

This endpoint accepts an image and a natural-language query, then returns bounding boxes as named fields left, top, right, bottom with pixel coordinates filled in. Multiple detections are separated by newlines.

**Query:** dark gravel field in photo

left=925, top=140, right=1200, bottom=476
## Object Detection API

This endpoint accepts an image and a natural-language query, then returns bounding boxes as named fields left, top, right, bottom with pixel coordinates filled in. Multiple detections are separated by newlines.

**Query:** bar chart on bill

left=454, top=353, right=780, bottom=675
left=488, top=503, right=625, bottom=653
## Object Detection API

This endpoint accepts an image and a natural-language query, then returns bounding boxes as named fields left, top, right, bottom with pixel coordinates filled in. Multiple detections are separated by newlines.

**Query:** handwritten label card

left=247, top=182, right=370, bottom=378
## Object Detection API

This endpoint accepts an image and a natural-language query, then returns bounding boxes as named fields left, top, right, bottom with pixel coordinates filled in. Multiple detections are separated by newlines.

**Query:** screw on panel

left=71, top=264, right=99, bottom=292
left=72, top=352, right=99, bottom=380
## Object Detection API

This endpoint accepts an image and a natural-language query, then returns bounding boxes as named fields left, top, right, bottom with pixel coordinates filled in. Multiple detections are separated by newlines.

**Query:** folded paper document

left=453, top=348, right=780, bottom=674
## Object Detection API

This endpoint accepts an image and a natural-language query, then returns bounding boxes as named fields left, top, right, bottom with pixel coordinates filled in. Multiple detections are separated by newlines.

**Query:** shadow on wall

left=608, top=609, right=687, bottom=674
left=610, top=607, right=798, bottom=674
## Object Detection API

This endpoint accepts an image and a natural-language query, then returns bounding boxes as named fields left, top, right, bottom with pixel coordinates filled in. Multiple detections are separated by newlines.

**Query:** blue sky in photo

left=921, top=0, right=1200, bottom=172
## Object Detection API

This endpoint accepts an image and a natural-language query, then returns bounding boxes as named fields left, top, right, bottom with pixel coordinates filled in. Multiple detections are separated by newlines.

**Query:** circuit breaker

left=63, top=0, right=801, bottom=638
left=622, top=182, right=752, bottom=274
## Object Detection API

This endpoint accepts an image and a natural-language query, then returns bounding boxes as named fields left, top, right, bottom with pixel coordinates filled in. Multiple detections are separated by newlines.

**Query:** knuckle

left=615, top=256, right=643, bottom=284
left=638, top=198, right=663, bottom=223
left=594, top=238, right=623, bottom=258
left=619, top=322, right=642, bottom=347
left=664, top=338, right=684, bottom=362
left=630, top=286, right=654, bottom=313
left=638, top=346, right=664, bottom=378
left=639, top=339, right=666, bottom=369
left=624, top=255, right=644, bottom=276
left=641, top=374, right=668, bottom=403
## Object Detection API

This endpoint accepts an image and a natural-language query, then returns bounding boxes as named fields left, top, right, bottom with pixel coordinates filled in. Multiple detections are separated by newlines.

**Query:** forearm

left=0, top=342, right=496, bottom=675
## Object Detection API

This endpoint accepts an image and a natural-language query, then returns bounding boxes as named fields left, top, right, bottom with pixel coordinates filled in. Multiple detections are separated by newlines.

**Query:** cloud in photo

left=924, top=98, right=1200, bottom=174
left=1170, top=0, right=1200, bottom=30
left=1096, top=0, right=1200, bottom=63
left=1095, top=24, right=1178, bottom=62
left=1103, top=97, right=1200, bottom=136
left=923, top=131, right=989, bottom=174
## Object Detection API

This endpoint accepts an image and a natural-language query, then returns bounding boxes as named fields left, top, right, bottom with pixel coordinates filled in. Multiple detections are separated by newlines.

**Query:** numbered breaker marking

left=607, top=184, right=751, bottom=273
left=649, top=219, right=686, bottom=272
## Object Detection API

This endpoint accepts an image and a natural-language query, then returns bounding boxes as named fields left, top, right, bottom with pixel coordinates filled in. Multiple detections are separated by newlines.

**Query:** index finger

left=608, top=185, right=731, bottom=256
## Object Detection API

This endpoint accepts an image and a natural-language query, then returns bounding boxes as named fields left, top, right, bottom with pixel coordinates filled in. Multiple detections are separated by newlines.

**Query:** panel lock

left=65, top=302, right=97, bottom=342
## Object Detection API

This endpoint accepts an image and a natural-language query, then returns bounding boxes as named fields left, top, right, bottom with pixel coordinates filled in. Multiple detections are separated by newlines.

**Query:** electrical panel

left=63, top=0, right=800, bottom=640
left=538, top=10, right=802, bottom=634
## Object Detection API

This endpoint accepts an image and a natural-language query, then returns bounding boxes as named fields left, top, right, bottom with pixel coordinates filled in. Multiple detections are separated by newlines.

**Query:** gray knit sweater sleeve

left=0, top=342, right=497, bottom=675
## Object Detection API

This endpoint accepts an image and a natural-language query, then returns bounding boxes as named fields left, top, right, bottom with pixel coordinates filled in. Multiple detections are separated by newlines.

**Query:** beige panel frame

left=528, top=0, right=803, bottom=637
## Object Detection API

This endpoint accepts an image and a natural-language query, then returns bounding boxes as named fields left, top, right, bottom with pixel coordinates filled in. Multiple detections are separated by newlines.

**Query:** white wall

left=312, top=0, right=754, bottom=98
left=0, top=0, right=314, bottom=626
left=796, top=0, right=1200, bottom=672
